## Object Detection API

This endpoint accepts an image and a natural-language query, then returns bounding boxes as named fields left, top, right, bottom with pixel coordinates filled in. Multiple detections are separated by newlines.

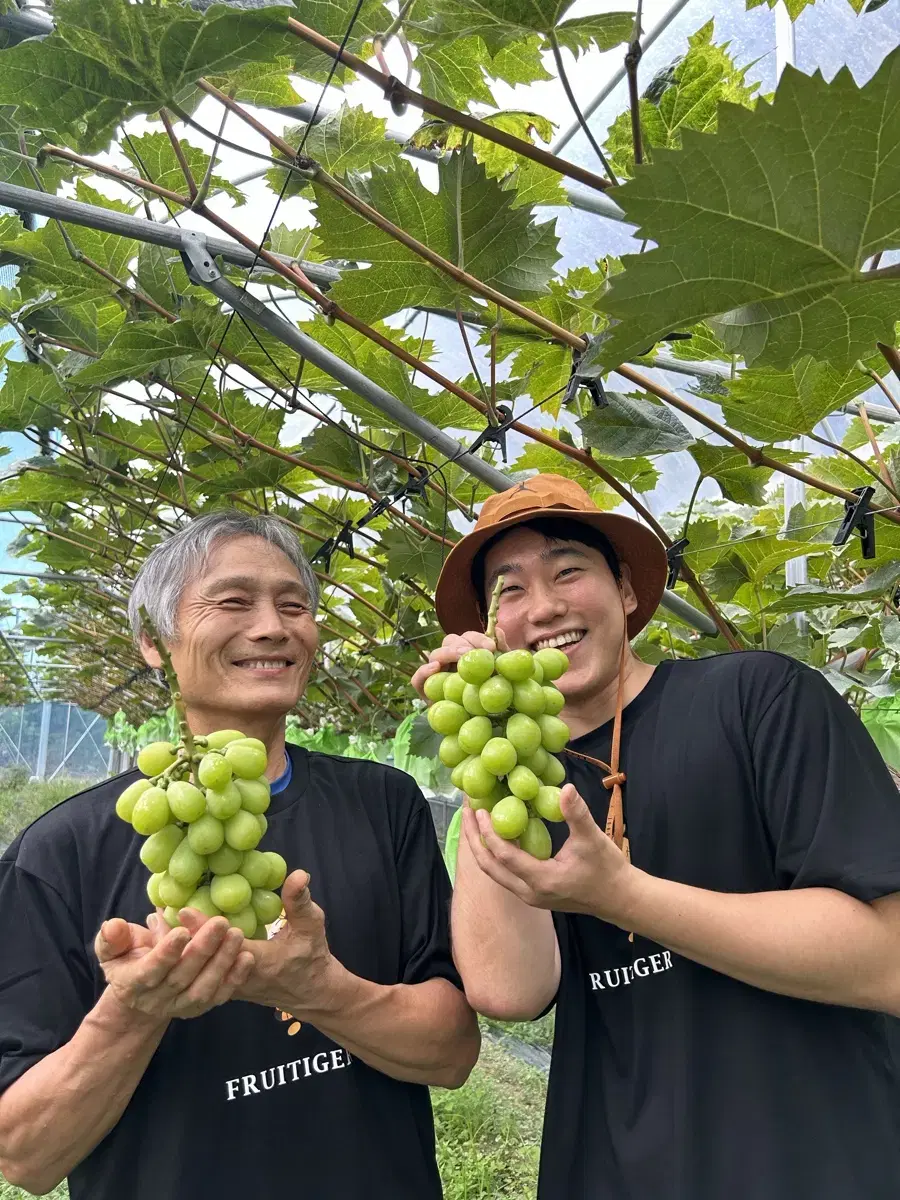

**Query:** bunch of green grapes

left=425, top=646, right=570, bottom=859
left=114, top=730, right=287, bottom=938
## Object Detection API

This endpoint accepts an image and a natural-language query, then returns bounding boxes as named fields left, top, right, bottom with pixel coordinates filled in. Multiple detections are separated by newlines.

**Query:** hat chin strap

left=564, top=588, right=630, bottom=862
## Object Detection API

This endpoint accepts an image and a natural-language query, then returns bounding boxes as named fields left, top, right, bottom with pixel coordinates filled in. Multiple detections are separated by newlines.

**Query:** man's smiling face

left=483, top=525, right=637, bottom=707
left=157, top=534, right=318, bottom=728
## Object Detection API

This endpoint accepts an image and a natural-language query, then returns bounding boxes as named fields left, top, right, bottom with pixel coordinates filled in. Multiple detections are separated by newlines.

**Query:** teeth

left=240, top=660, right=289, bottom=669
left=535, top=631, right=584, bottom=652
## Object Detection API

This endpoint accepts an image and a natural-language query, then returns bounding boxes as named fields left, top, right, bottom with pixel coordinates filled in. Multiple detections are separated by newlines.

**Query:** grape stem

left=138, top=605, right=197, bottom=776
left=486, top=575, right=504, bottom=641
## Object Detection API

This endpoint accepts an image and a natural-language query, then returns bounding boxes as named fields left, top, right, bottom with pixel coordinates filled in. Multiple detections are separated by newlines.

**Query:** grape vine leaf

left=605, top=20, right=761, bottom=178
left=746, top=0, right=867, bottom=19
left=0, top=362, right=65, bottom=431
left=0, top=0, right=295, bottom=149
left=413, top=2, right=634, bottom=57
left=578, top=391, right=693, bottom=457
left=27, top=298, right=126, bottom=357
left=70, top=321, right=204, bottom=388
left=689, top=443, right=775, bottom=505
left=287, top=0, right=392, bottom=86
left=313, top=151, right=560, bottom=324
left=379, top=526, right=449, bottom=590
left=415, top=37, right=498, bottom=108
left=598, top=48, right=900, bottom=373
left=122, top=132, right=245, bottom=206
left=767, top=560, right=900, bottom=614
left=718, top=355, right=880, bottom=442
left=488, top=37, right=554, bottom=86
left=204, top=57, right=302, bottom=107
left=269, top=104, right=401, bottom=196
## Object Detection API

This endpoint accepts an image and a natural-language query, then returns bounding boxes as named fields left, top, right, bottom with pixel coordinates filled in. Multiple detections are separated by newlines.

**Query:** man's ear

left=618, top=564, right=638, bottom=617
left=139, top=632, right=162, bottom=669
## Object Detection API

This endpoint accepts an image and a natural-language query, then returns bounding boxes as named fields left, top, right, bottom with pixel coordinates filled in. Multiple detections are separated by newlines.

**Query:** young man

left=0, top=511, right=478, bottom=1200
left=413, top=474, right=900, bottom=1200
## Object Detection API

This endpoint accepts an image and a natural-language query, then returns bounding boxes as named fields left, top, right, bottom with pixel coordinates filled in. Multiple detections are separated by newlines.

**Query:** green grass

left=481, top=1011, right=555, bottom=1052
left=0, top=1040, right=547, bottom=1200
left=0, top=770, right=95, bottom=849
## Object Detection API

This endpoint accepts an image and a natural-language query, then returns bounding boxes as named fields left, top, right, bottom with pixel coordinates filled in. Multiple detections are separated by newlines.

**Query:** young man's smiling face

left=483, top=525, right=637, bottom=707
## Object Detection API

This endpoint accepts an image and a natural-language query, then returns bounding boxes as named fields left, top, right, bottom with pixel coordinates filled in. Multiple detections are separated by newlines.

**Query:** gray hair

left=128, top=509, right=319, bottom=643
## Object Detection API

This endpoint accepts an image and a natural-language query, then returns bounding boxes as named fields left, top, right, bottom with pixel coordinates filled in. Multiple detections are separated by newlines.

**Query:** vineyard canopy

left=1, top=0, right=899, bottom=735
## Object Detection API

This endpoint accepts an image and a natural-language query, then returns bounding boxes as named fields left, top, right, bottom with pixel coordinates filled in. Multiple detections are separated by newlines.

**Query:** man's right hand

left=95, top=913, right=253, bottom=1021
left=411, top=629, right=508, bottom=700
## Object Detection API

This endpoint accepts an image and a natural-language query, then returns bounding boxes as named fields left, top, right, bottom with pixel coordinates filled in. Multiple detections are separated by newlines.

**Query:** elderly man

left=0, top=511, right=478, bottom=1200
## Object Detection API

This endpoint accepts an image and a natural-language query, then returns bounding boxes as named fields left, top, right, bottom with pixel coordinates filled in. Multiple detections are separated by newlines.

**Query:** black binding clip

left=833, top=486, right=876, bottom=559
left=666, top=537, right=689, bottom=589
left=564, top=341, right=607, bottom=409
left=470, top=404, right=514, bottom=462
left=312, top=520, right=355, bottom=573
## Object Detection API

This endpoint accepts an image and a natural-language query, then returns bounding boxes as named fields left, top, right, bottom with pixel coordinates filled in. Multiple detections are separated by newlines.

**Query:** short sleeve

left=0, top=857, right=95, bottom=1096
left=394, top=789, right=463, bottom=991
left=752, top=665, right=900, bottom=901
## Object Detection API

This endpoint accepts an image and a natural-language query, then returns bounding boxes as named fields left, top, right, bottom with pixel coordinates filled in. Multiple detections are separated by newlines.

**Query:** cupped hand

left=410, top=628, right=509, bottom=699
left=95, top=913, right=253, bottom=1020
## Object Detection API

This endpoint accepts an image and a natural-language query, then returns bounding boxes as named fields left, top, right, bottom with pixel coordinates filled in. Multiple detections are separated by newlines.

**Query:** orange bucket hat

left=434, top=474, right=668, bottom=638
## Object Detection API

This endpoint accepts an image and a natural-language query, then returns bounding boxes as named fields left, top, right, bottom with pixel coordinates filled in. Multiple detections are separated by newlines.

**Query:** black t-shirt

left=539, top=652, right=900, bottom=1200
left=0, top=747, right=461, bottom=1200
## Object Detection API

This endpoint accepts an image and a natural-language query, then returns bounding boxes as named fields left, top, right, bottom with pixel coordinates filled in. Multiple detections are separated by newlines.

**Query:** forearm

left=0, top=988, right=169, bottom=1194
left=452, top=829, right=559, bottom=1019
left=283, top=969, right=479, bottom=1089
left=621, top=871, right=900, bottom=1014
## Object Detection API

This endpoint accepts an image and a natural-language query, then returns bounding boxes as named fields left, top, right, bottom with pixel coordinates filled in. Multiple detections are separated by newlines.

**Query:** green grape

left=451, top=754, right=476, bottom=790
left=494, top=649, right=535, bottom=683
left=538, top=714, right=570, bottom=753
left=208, top=843, right=245, bottom=875
left=512, top=678, right=546, bottom=718
left=131, top=787, right=172, bottom=836
left=462, top=683, right=488, bottom=716
left=204, top=729, right=246, bottom=751
left=519, top=746, right=549, bottom=776
left=443, top=673, right=467, bottom=704
left=251, top=924, right=270, bottom=940
left=162, top=906, right=182, bottom=928
left=251, top=888, right=284, bottom=925
left=457, top=648, right=495, bottom=685
left=184, top=885, right=220, bottom=918
left=225, top=809, right=263, bottom=852
left=167, top=780, right=206, bottom=823
left=506, top=713, right=542, bottom=757
left=439, top=735, right=467, bottom=769
left=225, top=742, right=268, bottom=780
left=531, top=660, right=544, bottom=684
left=146, top=872, right=166, bottom=908
left=534, top=647, right=569, bottom=681
left=542, top=686, right=566, bottom=717
left=158, top=873, right=195, bottom=909
left=187, top=813, right=225, bottom=855
left=479, top=676, right=514, bottom=715
left=198, top=752, right=233, bottom=790
left=239, top=849, right=273, bottom=889
left=168, top=839, right=207, bottom=887
left=140, top=824, right=185, bottom=874
left=234, top=777, right=270, bottom=815
left=137, top=741, right=177, bottom=778
left=490, top=796, right=529, bottom=840
left=458, top=716, right=492, bottom=756
left=508, top=765, right=540, bottom=801
left=234, top=737, right=267, bottom=754
left=206, top=781, right=243, bottom=820
left=534, top=785, right=564, bottom=822
left=427, top=700, right=467, bottom=735
left=256, top=813, right=267, bottom=838
left=520, top=817, right=553, bottom=860
left=115, top=777, right=152, bottom=822
left=263, top=851, right=288, bottom=890
left=423, top=672, right=449, bottom=702
left=480, top=736, right=517, bottom=776
left=229, top=906, right=258, bottom=937
left=468, top=791, right=498, bottom=813
left=541, top=755, right=567, bottom=787
left=462, top=756, right=498, bottom=800
left=210, top=873, right=252, bottom=914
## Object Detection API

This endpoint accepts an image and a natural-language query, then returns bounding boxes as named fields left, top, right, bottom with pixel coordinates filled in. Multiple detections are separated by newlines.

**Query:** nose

left=526, top=580, right=567, bottom=627
left=246, top=599, right=291, bottom=643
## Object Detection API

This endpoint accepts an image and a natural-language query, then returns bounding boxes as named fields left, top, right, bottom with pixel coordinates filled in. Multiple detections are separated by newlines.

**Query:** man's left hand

left=176, top=870, right=342, bottom=1016
left=463, top=784, right=643, bottom=927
